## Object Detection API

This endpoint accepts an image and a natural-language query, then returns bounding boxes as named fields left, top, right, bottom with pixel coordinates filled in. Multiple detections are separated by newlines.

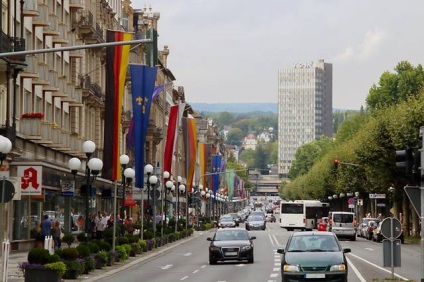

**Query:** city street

left=95, top=219, right=420, bottom=282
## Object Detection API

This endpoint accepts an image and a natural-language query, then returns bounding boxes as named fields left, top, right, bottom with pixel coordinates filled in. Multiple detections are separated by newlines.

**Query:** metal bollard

left=2, top=239, right=10, bottom=282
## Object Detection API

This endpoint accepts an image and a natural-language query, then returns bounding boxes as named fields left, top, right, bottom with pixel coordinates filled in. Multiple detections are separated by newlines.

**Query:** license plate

left=305, top=274, right=325, bottom=279
left=225, top=252, right=237, bottom=256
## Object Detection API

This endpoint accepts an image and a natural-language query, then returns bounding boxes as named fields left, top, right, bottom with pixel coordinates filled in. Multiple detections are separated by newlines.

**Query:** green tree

left=253, top=145, right=269, bottom=173
left=215, top=112, right=235, bottom=129
left=225, top=128, right=244, bottom=146
left=239, top=148, right=255, bottom=168
left=366, top=61, right=424, bottom=111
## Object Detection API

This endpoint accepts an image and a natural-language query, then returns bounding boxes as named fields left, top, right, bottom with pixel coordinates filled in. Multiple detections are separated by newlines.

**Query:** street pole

left=112, top=181, right=117, bottom=252
left=420, top=126, right=424, bottom=282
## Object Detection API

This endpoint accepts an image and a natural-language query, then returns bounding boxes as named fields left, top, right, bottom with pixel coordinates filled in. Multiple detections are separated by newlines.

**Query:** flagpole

left=160, top=75, right=167, bottom=239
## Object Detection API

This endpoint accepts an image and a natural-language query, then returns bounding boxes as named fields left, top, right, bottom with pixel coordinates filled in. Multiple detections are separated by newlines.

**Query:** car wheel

left=209, top=256, right=217, bottom=265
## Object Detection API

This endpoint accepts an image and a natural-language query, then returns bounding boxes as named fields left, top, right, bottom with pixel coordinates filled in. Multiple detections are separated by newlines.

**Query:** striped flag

left=102, top=30, right=131, bottom=181
left=183, top=116, right=197, bottom=193
left=163, top=103, right=185, bottom=177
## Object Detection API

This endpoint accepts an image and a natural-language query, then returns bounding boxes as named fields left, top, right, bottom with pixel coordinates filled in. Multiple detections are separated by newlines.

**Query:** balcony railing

left=0, top=31, right=26, bottom=62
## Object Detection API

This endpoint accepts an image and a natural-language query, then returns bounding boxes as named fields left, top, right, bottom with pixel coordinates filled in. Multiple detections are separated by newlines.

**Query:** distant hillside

left=190, top=103, right=277, bottom=113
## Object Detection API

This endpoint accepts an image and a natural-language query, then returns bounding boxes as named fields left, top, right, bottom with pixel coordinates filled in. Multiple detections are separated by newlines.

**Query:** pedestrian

left=95, top=211, right=104, bottom=240
left=87, top=214, right=96, bottom=239
left=51, top=220, right=61, bottom=249
left=107, top=213, right=114, bottom=228
left=126, top=217, right=135, bottom=235
left=40, top=214, right=52, bottom=238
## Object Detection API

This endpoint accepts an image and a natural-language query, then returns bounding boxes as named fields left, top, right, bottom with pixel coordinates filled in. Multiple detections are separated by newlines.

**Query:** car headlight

left=210, top=246, right=220, bottom=252
left=241, top=245, right=252, bottom=251
left=218, top=223, right=222, bottom=227
left=283, top=264, right=300, bottom=272
left=330, top=264, right=346, bottom=271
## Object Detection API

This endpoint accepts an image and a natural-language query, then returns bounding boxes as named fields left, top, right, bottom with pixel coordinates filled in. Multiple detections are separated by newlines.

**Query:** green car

left=277, top=231, right=350, bottom=282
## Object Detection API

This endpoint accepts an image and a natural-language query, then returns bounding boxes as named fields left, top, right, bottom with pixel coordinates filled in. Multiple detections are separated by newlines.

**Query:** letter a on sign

left=18, top=166, right=42, bottom=196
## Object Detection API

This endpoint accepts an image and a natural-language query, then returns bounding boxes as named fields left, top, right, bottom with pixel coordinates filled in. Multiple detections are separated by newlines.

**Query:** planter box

left=25, top=268, right=61, bottom=282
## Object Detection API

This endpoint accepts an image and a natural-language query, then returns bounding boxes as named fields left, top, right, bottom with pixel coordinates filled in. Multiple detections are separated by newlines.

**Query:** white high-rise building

left=277, top=59, right=333, bottom=177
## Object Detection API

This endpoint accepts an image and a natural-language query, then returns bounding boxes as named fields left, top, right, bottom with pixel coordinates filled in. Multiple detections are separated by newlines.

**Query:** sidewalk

left=1, top=231, right=201, bottom=282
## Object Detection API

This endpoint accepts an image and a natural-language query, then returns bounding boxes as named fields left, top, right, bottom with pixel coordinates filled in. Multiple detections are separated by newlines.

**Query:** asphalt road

left=98, top=219, right=421, bottom=282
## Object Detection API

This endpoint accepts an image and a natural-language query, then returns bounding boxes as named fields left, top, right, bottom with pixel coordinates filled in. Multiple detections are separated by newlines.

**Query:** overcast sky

left=131, top=0, right=424, bottom=110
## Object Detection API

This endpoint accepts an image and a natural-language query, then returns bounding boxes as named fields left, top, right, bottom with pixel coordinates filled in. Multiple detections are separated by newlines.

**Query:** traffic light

left=395, top=147, right=413, bottom=174
left=333, top=158, right=339, bottom=172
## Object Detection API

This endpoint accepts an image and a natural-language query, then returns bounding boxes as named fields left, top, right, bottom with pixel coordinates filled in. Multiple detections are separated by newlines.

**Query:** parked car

left=372, top=221, right=404, bottom=243
left=364, top=220, right=379, bottom=240
left=277, top=231, right=350, bottom=282
left=245, top=215, right=266, bottom=230
left=357, top=217, right=378, bottom=238
left=207, top=227, right=256, bottom=264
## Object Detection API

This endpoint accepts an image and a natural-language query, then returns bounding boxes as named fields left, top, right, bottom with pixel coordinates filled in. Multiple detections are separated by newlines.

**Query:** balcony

left=75, top=10, right=95, bottom=38
left=43, top=15, right=59, bottom=36
left=20, top=118, right=43, bottom=140
left=19, top=55, right=39, bottom=78
left=80, top=75, right=104, bottom=106
left=33, top=4, right=49, bottom=26
left=69, top=0, right=84, bottom=9
left=53, top=23, right=69, bottom=45
left=0, top=32, right=26, bottom=63
left=22, top=0, right=39, bottom=17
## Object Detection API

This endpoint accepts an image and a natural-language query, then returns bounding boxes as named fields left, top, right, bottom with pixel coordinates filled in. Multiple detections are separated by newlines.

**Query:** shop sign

left=18, top=166, right=42, bottom=196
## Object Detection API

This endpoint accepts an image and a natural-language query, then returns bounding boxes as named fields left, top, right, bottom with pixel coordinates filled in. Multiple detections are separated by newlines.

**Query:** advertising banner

left=18, top=166, right=42, bottom=196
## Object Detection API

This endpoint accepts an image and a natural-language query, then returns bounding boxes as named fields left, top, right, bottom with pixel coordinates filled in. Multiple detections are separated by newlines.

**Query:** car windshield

left=249, top=216, right=263, bottom=221
left=214, top=230, right=249, bottom=241
left=288, top=235, right=340, bottom=252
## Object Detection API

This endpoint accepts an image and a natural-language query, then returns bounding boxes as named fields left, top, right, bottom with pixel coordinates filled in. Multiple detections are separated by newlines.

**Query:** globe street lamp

left=0, top=135, right=12, bottom=244
left=68, top=140, right=103, bottom=240
left=120, top=154, right=130, bottom=220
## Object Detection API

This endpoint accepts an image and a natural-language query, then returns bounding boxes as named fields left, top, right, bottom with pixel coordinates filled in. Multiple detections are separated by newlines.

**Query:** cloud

left=334, top=28, right=387, bottom=62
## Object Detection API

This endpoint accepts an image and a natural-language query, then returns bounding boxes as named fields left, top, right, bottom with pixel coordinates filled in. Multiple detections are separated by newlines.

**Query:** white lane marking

left=273, top=267, right=279, bottom=271
left=270, top=273, right=278, bottom=278
left=184, top=252, right=192, bottom=256
left=201, top=265, right=207, bottom=268
left=274, top=263, right=280, bottom=266
left=269, top=234, right=276, bottom=247
left=160, top=264, right=173, bottom=270
left=365, top=247, right=373, bottom=251
left=180, top=276, right=189, bottom=280
left=348, top=253, right=409, bottom=281
left=193, top=269, right=199, bottom=273
left=346, top=257, right=366, bottom=282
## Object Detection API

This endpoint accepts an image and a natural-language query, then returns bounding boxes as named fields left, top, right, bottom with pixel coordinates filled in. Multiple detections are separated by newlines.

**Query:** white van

left=328, top=211, right=356, bottom=241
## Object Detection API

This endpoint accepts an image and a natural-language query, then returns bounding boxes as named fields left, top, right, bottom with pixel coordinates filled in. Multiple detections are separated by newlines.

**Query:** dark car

left=277, top=231, right=350, bottom=282
left=245, top=215, right=266, bottom=230
left=207, top=227, right=256, bottom=264
left=218, top=216, right=237, bottom=228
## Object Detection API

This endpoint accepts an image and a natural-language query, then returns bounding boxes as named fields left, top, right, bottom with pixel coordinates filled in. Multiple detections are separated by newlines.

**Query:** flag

left=152, top=83, right=172, bottom=101
left=163, top=103, right=185, bottom=177
left=183, top=117, right=197, bottom=193
left=211, top=154, right=222, bottom=199
left=198, top=143, right=207, bottom=188
left=130, top=64, right=158, bottom=188
left=226, top=169, right=235, bottom=200
left=102, top=30, right=131, bottom=181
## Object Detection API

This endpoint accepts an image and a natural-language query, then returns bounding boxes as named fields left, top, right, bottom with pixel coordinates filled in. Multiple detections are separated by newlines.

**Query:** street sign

left=0, top=179, right=15, bottom=203
left=348, top=197, right=356, bottom=205
left=383, top=239, right=401, bottom=267
left=404, top=185, right=421, bottom=217
left=369, top=193, right=386, bottom=199
left=381, top=217, right=402, bottom=239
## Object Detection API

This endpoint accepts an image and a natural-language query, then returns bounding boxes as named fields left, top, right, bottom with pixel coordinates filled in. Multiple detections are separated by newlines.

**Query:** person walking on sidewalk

left=40, top=214, right=51, bottom=238
left=51, top=220, right=61, bottom=249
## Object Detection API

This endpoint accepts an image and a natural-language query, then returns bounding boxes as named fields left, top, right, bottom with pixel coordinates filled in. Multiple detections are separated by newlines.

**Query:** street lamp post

left=68, top=140, right=103, bottom=240
left=165, top=179, right=173, bottom=226
left=149, top=174, right=158, bottom=239
left=174, top=176, right=182, bottom=232
left=161, top=171, right=170, bottom=238
left=0, top=135, right=12, bottom=245
left=144, top=164, right=154, bottom=234
left=354, top=192, right=360, bottom=221
left=119, top=155, right=129, bottom=221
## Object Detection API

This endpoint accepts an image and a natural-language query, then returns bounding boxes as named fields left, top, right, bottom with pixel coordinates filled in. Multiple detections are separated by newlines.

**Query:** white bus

left=279, top=200, right=330, bottom=231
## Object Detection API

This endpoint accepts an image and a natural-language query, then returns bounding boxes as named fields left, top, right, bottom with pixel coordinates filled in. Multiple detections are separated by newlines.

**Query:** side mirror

left=250, top=236, right=256, bottom=240
left=277, top=248, right=285, bottom=254
left=207, top=237, right=212, bottom=241
left=343, top=248, right=351, bottom=253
